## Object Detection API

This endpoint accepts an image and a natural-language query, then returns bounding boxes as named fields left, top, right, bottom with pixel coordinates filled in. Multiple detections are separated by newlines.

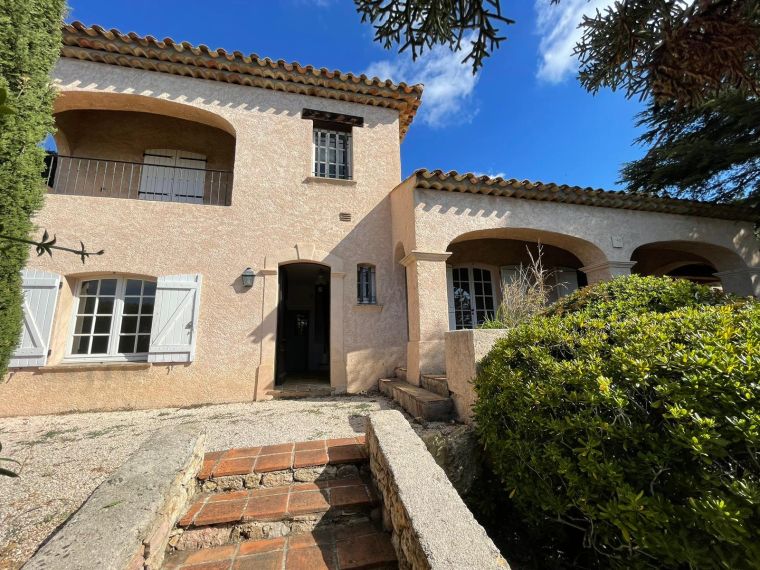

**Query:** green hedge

left=475, top=278, right=760, bottom=568
left=0, top=0, right=64, bottom=375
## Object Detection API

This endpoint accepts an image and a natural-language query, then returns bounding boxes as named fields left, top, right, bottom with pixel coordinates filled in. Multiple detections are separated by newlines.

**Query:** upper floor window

left=69, top=277, right=156, bottom=360
left=313, top=129, right=352, bottom=180
left=357, top=264, right=377, bottom=305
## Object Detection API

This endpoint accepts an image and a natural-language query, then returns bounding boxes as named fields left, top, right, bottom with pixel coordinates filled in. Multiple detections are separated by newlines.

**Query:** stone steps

left=198, top=437, right=367, bottom=491
left=164, top=521, right=397, bottom=569
left=379, top=378, right=453, bottom=422
left=420, top=373, right=451, bottom=397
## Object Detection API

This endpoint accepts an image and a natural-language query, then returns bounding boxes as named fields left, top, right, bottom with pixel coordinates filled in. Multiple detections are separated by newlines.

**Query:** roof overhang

left=410, top=169, right=759, bottom=222
left=60, top=22, right=423, bottom=141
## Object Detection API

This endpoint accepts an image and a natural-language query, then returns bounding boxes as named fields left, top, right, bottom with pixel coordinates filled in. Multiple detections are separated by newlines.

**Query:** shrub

left=545, top=274, right=729, bottom=320
left=475, top=298, right=760, bottom=568
left=0, top=0, right=64, bottom=375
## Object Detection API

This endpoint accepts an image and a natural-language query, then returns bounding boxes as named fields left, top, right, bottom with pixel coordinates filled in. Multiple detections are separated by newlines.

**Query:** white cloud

left=535, top=0, right=614, bottom=84
left=474, top=171, right=506, bottom=179
left=365, top=43, right=479, bottom=128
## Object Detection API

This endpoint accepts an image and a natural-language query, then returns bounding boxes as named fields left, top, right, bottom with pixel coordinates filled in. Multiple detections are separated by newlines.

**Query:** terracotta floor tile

left=254, top=452, right=292, bottom=473
left=198, top=458, right=219, bottom=481
left=208, top=490, right=249, bottom=503
left=233, top=551, right=284, bottom=570
left=294, top=449, right=329, bottom=468
left=260, top=442, right=294, bottom=455
left=238, top=537, right=286, bottom=556
left=288, top=529, right=334, bottom=549
left=194, top=500, right=246, bottom=526
left=354, top=434, right=367, bottom=445
left=336, top=532, right=397, bottom=569
left=250, top=485, right=290, bottom=497
left=289, top=481, right=324, bottom=493
left=222, top=447, right=262, bottom=460
left=183, top=561, right=233, bottom=570
left=294, top=440, right=327, bottom=451
left=242, top=494, right=289, bottom=521
left=287, top=490, right=331, bottom=516
left=327, top=477, right=364, bottom=489
left=285, top=545, right=337, bottom=570
left=333, top=521, right=382, bottom=542
left=327, top=445, right=365, bottom=465
left=178, top=499, right=206, bottom=527
left=204, top=450, right=225, bottom=461
left=325, top=437, right=357, bottom=448
left=329, top=485, right=372, bottom=509
left=213, top=457, right=256, bottom=477
left=185, top=544, right=236, bottom=564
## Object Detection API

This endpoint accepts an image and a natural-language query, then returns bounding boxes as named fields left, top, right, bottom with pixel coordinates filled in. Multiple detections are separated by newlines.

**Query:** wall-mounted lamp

left=241, top=267, right=255, bottom=288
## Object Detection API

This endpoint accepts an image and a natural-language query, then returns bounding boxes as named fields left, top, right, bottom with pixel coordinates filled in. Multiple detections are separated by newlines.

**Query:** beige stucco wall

left=0, top=58, right=408, bottom=416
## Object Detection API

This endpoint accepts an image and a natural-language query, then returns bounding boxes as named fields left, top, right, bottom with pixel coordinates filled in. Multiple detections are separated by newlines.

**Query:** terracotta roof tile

left=60, top=22, right=423, bottom=140
left=412, top=169, right=759, bottom=222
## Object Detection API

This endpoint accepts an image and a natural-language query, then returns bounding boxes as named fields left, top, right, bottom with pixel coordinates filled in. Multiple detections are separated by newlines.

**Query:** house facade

left=1, top=22, right=758, bottom=416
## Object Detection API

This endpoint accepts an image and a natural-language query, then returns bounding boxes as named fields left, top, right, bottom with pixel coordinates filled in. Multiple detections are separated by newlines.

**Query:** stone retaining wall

left=444, top=329, right=508, bottom=423
left=24, top=425, right=205, bottom=570
left=366, top=410, right=508, bottom=569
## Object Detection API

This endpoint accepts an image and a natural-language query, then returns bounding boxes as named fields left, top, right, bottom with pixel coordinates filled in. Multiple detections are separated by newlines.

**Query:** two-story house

left=1, top=22, right=758, bottom=416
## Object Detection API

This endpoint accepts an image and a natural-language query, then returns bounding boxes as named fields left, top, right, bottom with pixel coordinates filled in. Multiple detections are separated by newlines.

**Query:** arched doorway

left=275, top=263, right=331, bottom=387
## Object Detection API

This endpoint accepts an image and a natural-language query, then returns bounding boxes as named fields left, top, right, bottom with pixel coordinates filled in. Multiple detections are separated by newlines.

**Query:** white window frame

left=65, top=277, right=157, bottom=363
left=357, top=264, right=377, bottom=305
left=313, top=128, right=352, bottom=180
left=447, top=265, right=497, bottom=330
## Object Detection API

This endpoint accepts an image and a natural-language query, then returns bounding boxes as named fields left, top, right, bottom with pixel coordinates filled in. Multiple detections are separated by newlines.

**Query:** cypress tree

left=0, top=0, right=65, bottom=375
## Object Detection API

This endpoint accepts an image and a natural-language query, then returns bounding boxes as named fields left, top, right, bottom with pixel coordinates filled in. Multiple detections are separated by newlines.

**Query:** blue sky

left=64, top=0, right=644, bottom=189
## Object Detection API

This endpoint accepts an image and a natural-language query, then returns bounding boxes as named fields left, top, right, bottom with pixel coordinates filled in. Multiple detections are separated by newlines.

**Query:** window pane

left=120, top=316, right=138, bottom=334
left=123, top=296, right=141, bottom=314
left=118, top=335, right=136, bottom=354
left=94, top=316, right=112, bottom=334
left=99, top=279, right=117, bottom=296
left=71, top=335, right=90, bottom=354
left=90, top=336, right=109, bottom=354
left=81, top=297, right=97, bottom=314
left=125, top=279, right=143, bottom=296
left=80, top=280, right=98, bottom=295
left=136, top=335, right=150, bottom=353
left=74, top=316, right=93, bottom=335
left=141, top=297, right=155, bottom=315
left=97, top=298, right=114, bottom=315
left=142, top=282, right=156, bottom=296
left=138, top=316, right=152, bottom=333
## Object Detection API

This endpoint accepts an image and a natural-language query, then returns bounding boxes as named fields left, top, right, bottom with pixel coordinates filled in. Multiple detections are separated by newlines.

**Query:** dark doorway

left=276, top=263, right=330, bottom=387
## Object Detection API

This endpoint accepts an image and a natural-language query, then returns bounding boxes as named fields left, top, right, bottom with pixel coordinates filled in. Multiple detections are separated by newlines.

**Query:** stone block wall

left=366, top=410, right=508, bottom=569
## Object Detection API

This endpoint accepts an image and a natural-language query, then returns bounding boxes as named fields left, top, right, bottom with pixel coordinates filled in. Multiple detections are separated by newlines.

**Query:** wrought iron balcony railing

left=44, top=154, right=233, bottom=206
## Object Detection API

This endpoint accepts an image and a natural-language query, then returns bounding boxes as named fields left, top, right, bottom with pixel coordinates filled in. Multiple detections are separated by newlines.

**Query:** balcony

left=44, top=153, right=233, bottom=206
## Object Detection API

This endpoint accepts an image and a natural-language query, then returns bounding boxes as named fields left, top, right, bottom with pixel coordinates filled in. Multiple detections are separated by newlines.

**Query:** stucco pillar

left=255, top=268, right=278, bottom=400
left=330, top=271, right=347, bottom=393
left=400, top=251, right=452, bottom=385
left=715, top=268, right=760, bottom=297
left=580, top=260, right=636, bottom=284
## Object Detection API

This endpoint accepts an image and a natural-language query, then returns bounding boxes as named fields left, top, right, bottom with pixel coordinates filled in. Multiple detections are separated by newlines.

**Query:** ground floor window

left=447, top=266, right=495, bottom=330
left=69, top=277, right=156, bottom=360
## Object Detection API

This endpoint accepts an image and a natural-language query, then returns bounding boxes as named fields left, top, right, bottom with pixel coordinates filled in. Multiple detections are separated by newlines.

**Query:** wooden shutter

left=10, top=269, right=61, bottom=368
left=148, top=274, right=202, bottom=363
left=139, top=149, right=206, bottom=204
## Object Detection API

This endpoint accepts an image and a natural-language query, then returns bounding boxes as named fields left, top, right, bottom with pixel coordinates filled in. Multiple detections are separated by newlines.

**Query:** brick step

left=164, top=521, right=397, bottom=569
left=420, top=373, right=450, bottom=397
left=393, top=367, right=407, bottom=382
left=179, top=478, right=377, bottom=529
left=379, top=379, right=453, bottom=422
left=198, top=437, right=367, bottom=489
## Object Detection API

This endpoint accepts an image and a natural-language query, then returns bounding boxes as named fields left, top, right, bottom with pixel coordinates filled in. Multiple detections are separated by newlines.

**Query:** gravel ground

left=0, top=395, right=402, bottom=569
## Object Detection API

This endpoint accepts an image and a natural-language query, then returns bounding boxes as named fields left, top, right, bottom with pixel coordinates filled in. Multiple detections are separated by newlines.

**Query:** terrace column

left=400, top=251, right=452, bottom=385
left=715, top=268, right=760, bottom=297
left=580, top=260, right=636, bottom=284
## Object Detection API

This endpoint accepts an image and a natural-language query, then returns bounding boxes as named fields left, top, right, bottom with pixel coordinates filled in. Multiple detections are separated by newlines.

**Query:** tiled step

left=199, top=437, right=367, bottom=482
left=164, top=522, right=397, bottom=569
left=179, top=478, right=377, bottom=528
left=420, top=373, right=450, bottom=397
left=393, top=367, right=407, bottom=382
left=379, top=379, right=453, bottom=422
